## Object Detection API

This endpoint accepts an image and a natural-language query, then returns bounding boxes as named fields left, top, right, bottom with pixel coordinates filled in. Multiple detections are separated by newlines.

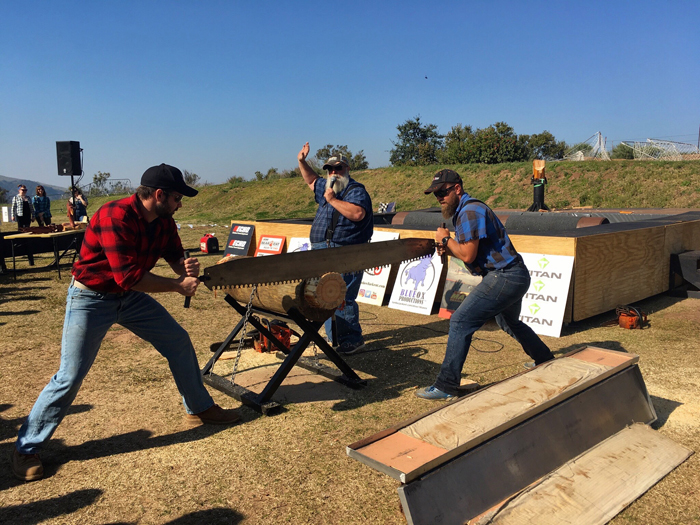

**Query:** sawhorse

left=201, top=294, right=367, bottom=415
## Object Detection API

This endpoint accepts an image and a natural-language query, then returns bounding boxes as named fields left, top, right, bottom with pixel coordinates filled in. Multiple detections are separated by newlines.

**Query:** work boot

left=11, top=449, right=44, bottom=482
left=184, top=404, right=241, bottom=427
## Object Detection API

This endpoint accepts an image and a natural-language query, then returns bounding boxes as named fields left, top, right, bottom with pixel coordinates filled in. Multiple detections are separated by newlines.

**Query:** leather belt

left=71, top=278, right=127, bottom=296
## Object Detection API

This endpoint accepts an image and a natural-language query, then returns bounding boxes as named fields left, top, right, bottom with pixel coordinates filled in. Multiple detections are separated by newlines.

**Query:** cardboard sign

left=438, top=257, right=483, bottom=319
left=357, top=230, right=400, bottom=306
left=288, top=237, right=312, bottom=252
left=224, top=223, right=255, bottom=257
left=519, top=253, right=574, bottom=337
left=388, top=251, right=444, bottom=315
left=255, top=235, right=285, bottom=257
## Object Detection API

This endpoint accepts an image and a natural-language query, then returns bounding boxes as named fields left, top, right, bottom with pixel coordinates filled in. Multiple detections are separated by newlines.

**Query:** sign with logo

left=288, top=237, right=312, bottom=253
left=519, top=253, right=575, bottom=337
left=224, top=223, right=255, bottom=257
left=388, top=251, right=444, bottom=315
left=438, top=257, right=483, bottom=319
left=356, top=230, right=400, bottom=306
left=255, top=235, right=285, bottom=257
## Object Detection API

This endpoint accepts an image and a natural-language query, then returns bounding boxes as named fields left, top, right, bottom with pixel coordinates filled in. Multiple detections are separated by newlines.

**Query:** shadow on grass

left=0, top=488, right=102, bottom=525
left=165, top=508, right=244, bottom=524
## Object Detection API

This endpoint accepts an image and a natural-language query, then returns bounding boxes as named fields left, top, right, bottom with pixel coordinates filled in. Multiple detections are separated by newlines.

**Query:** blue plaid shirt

left=452, top=193, right=519, bottom=276
left=32, top=195, right=52, bottom=218
left=309, top=177, right=373, bottom=245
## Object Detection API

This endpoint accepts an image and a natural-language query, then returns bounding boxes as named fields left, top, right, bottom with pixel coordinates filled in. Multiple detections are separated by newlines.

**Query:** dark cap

left=424, top=169, right=463, bottom=194
left=322, top=155, right=349, bottom=170
left=140, top=164, right=198, bottom=197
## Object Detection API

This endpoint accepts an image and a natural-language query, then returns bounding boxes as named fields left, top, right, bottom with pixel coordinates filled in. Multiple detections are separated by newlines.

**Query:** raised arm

left=298, top=142, right=319, bottom=191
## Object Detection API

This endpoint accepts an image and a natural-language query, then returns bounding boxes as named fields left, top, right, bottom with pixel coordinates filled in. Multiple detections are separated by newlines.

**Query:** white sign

left=288, top=237, right=312, bottom=252
left=388, top=251, right=444, bottom=315
left=356, top=230, right=400, bottom=306
left=519, top=253, right=575, bottom=337
left=1, top=206, right=8, bottom=223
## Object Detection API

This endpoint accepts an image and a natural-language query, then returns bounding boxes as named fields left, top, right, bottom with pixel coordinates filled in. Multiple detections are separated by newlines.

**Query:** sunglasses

left=434, top=186, right=456, bottom=199
left=328, top=166, right=345, bottom=174
left=163, top=191, right=183, bottom=203
left=19, top=188, right=27, bottom=191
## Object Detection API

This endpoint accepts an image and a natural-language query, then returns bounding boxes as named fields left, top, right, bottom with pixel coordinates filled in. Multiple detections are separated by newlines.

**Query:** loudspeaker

left=56, top=141, right=82, bottom=176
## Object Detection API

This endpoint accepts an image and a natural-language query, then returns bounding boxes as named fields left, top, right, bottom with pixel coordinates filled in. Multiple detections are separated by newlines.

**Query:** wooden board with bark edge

left=347, top=346, right=637, bottom=484
left=468, top=423, right=693, bottom=525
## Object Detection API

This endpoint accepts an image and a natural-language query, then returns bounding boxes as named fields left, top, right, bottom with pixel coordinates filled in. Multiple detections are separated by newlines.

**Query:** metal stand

left=201, top=294, right=366, bottom=415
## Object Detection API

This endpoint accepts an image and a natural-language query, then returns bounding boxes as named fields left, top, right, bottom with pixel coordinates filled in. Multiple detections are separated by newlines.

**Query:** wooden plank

left=471, top=423, right=693, bottom=525
left=351, top=347, right=637, bottom=483
left=509, top=234, right=576, bottom=257
left=398, top=365, right=656, bottom=525
left=573, top=227, right=667, bottom=321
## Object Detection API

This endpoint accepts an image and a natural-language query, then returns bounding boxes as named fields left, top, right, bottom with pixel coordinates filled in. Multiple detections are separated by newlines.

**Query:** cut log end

left=304, top=273, right=347, bottom=310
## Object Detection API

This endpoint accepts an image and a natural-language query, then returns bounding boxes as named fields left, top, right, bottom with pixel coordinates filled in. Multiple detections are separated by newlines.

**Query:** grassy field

left=11, top=159, right=699, bottom=227
left=0, top=162, right=699, bottom=523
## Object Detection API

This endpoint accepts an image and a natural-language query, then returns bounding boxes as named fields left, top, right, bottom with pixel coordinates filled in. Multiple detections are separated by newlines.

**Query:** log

left=215, top=256, right=346, bottom=322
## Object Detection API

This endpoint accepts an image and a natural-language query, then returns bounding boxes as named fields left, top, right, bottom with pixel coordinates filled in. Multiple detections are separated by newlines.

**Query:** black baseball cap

left=424, top=169, right=463, bottom=194
left=141, top=164, right=198, bottom=197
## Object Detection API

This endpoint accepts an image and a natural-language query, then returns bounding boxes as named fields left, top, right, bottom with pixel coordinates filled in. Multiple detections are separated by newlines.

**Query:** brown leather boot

left=184, top=404, right=241, bottom=427
left=11, top=449, right=44, bottom=481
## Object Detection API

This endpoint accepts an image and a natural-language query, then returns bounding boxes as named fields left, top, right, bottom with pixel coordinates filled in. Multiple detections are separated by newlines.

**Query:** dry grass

left=1, top=225, right=699, bottom=524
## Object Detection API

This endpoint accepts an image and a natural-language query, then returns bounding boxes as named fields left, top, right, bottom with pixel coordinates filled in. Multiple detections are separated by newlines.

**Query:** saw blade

left=203, top=238, right=435, bottom=289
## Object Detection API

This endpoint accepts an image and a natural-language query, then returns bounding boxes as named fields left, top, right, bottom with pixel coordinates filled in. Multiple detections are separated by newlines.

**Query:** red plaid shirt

left=72, top=194, right=184, bottom=293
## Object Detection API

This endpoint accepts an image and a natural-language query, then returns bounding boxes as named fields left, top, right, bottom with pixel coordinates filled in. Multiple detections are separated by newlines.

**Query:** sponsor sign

left=356, top=230, right=400, bottom=306
left=224, top=223, right=255, bottom=257
left=388, top=251, right=444, bottom=315
left=518, top=253, right=575, bottom=337
left=1, top=206, right=8, bottom=223
left=288, top=237, right=312, bottom=253
left=438, top=257, right=483, bottom=319
left=254, top=235, right=285, bottom=257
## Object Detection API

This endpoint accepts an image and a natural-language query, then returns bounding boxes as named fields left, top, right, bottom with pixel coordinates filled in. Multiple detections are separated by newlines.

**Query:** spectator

left=11, top=185, right=34, bottom=230
left=32, top=185, right=52, bottom=227
left=68, top=188, right=89, bottom=222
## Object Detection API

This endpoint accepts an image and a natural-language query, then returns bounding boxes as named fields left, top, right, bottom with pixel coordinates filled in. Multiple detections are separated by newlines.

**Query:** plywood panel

left=401, top=357, right=610, bottom=450
left=573, top=227, right=667, bottom=321
left=398, top=365, right=656, bottom=525
left=509, top=234, right=576, bottom=257
left=473, top=423, right=692, bottom=525
left=350, top=347, right=637, bottom=483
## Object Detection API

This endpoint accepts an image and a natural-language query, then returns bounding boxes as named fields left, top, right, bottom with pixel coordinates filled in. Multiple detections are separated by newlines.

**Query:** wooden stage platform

left=227, top=208, right=700, bottom=322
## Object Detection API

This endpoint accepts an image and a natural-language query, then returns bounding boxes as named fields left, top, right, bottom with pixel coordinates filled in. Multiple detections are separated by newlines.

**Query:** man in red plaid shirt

left=13, top=164, right=240, bottom=482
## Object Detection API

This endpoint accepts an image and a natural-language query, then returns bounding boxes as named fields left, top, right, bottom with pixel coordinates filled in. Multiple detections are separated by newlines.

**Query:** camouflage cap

left=322, top=155, right=350, bottom=170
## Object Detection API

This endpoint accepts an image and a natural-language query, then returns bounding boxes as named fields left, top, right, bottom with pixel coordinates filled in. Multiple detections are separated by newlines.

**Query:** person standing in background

left=11, top=185, right=34, bottom=230
left=68, top=188, right=89, bottom=222
left=32, top=185, right=52, bottom=227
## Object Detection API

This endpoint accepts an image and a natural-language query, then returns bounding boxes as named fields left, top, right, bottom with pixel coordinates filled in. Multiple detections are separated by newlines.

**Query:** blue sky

left=2, top=1, right=698, bottom=186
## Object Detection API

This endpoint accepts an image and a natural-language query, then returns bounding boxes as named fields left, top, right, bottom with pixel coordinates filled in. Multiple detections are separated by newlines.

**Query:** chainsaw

left=202, top=238, right=436, bottom=289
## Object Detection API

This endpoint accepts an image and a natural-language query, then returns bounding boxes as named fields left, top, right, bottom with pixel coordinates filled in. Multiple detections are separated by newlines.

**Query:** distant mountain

left=0, top=174, right=69, bottom=200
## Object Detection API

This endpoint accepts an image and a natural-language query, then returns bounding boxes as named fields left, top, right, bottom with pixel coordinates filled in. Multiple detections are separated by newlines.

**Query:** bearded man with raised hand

left=297, top=142, right=373, bottom=355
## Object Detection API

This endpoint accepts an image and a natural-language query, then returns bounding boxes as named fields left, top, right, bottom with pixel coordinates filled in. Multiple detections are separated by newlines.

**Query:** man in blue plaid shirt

left=298, top=142, right=373, bottom=355
left=416, top=169, right=554, bottom=400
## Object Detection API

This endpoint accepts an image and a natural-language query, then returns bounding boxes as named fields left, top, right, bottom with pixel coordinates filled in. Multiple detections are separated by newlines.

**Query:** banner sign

left=356, top=230, right=400, bottom=306
left=438, top=258, right=483, bottom=319
left=288, top=237, right=311, bottom=253
left=388, top=251, right=444, bottom=315
left=224, top=223, right=255, bottom=257
left=1, top=206, right=8, bottom=223
left=255, top=235, right=286, bottom=257
left=518, top=253, right=575, bottom=337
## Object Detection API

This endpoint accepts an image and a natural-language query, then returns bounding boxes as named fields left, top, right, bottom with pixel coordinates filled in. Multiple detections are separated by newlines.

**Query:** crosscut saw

left=202, top=238, right=436, bottom=289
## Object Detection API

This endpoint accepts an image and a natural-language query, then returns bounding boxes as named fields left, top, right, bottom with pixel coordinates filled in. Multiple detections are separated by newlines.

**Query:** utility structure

left=526, top=159, right=550, bottom=212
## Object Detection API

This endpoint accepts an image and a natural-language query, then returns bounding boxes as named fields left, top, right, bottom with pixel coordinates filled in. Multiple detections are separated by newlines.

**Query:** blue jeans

left=434, top=262, right=553, bottom=395
left=16, top=284, right=214, bottom=454
left=311, top=242, right=364, bottom=346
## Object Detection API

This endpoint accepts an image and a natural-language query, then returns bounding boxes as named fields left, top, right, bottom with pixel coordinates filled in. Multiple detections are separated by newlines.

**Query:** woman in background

left=11, top=185, right=34, bottom=230
left=32, top=185, right=52, bottom=227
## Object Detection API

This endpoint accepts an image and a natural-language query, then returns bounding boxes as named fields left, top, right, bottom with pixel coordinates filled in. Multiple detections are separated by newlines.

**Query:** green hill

left=11, top=160, right=699, bottom=227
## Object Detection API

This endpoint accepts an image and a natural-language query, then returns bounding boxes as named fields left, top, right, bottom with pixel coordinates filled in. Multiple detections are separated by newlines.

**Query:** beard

left=441, top=200, right=458, bottom=219
left=328, top=174, right=350, bottom=194
left=155, top=201, right=175, bottom=218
